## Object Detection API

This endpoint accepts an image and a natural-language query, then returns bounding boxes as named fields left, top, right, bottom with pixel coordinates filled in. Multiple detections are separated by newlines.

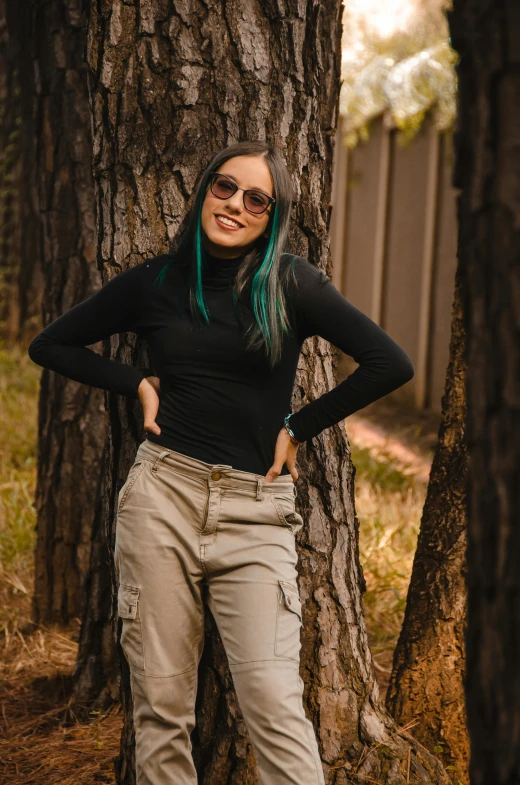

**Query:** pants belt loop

left=256, top=477, right=264, bottom=501
left=151, top=449, right=171, bottom=474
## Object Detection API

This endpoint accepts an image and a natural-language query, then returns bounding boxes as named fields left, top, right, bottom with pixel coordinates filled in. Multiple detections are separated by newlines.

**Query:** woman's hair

left=154, top=140, right=297, bottom=368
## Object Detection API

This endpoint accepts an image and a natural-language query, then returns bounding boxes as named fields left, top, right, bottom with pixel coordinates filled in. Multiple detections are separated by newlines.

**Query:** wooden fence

left=329, top=113, right=459, bottom=414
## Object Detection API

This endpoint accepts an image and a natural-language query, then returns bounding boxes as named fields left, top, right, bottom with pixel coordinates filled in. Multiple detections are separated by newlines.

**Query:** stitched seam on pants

left=129, top=663, right=200, bottom=680
left=274, top=584, right=301, bottom=660
left=150, top=461, right=207, bottom=485
left=229, top=657, right=301, bottom=669
left=138, top=455, right=206, bottom=484
left=118, top=461, right=146, bottom=514
left=130, top=670, right=142, bottom=785
left=118, top=585, right=146, bottom=672
left=209, top=604, right=278, bottom=668
left=199, top=544, right=210, bottom=578
left=295, top=667, right=324, bottom=785
left=199, top=492, right=211, bottom=534
left=270, top=495, right=295, bottom=530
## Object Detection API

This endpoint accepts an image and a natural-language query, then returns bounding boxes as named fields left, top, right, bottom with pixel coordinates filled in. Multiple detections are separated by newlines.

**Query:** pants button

left=210, top=471, right=222, bottom=480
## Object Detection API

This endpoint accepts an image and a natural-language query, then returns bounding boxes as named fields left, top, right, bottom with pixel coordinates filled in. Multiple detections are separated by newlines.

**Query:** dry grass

left=0, top=340, right=434, bottom=781
left=344, top=411, right=433, bottom=700
left=0, top=609, right=122, bottom=784
left=0, top=341, right=122, bottom=784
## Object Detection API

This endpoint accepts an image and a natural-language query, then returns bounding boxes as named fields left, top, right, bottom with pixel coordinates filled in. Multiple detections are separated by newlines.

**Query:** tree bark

left=447, top=2, right=520, bottom=783
left=86, top=1, right=452, bottom=782
left=21, top=0, right=109, bottom=631
left=385, top=260, right=469, bottom=782
left=1, top=0, right=42, bottom=344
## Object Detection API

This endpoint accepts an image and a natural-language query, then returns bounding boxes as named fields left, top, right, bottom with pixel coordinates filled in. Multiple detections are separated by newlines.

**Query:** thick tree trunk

left=71, top=454, right=122, bottom=710
left=87, top=1, right=451, bottom=782
left=448, top=2, right=520, bottom=783
left=0, top=0, right=21, bottom=342
left=21, top=0, right=109, bottom=631
left=385, top=262, right=469, bottom=782
left=1, top=0, right=42, bottom=344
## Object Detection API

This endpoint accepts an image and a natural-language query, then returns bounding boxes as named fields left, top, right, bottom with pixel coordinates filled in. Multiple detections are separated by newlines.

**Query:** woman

left=28, top=140, right=414, bottom=785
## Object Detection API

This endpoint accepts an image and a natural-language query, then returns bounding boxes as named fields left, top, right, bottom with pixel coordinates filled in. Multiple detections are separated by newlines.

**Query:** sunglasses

left=208, top=171, right=276, bottom=215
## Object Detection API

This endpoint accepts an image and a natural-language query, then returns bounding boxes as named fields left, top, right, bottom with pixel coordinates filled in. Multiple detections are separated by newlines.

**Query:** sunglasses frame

left=208, top=171, right=276, bottom=215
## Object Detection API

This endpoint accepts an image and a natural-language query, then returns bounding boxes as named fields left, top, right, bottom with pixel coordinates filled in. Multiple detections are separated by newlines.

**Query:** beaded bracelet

left=283, top=413, right=301, bottom=446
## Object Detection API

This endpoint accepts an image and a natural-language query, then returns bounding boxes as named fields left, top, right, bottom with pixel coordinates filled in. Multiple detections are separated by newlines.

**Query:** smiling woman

left=201, top=158, right=275, bottom=256
left=27, top=139, right=414, bottom=785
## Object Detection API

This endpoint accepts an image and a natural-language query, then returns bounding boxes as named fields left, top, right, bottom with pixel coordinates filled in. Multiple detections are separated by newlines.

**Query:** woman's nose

left=226, top=190, right=244, bottom=212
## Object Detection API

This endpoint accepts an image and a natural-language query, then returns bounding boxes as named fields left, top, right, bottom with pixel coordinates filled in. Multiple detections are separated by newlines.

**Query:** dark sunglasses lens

left=212, top=175, right=236, bottom=197
left=244, top=192, right=269, bottom=213
left=210, top=174, right=270, bottom=214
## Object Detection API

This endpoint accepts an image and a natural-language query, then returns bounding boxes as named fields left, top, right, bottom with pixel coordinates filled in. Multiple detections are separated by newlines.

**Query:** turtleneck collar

left=203, top=250, right=246, bottom=290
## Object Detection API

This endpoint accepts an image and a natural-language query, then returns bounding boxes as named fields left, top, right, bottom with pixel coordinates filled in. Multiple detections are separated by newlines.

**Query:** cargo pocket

left=117, top=460, right=146, bottom=514
left=270, top=492, right=304, bottom=535
left=118, top=583, right=145, bottom=672
left=274, top=579, right=303, bottom=661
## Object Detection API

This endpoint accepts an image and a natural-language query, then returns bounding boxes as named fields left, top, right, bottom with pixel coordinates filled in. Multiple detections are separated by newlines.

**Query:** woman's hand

left=137, top=376, right=161, bottom=436
left=265, top=428, right=299, bottom=483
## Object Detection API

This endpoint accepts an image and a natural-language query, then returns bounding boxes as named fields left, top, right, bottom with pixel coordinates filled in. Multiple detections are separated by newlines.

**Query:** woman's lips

left=215, top=214, right=243, bottom=231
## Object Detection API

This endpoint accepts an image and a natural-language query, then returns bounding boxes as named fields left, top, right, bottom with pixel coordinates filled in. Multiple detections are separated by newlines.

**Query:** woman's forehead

left=217, top=157, right=273, bottom=194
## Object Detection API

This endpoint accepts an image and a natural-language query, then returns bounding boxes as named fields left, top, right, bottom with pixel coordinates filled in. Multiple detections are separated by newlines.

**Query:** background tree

left=0, top=0, right=41, bottom=343
left=447, top=1, right=520, bottom=783
left=386, top=260, right=469, bottom=782
left=0, top=0, right=130, bottom=710
left=26, top=0, right=106, bottom=628
left=85, top=1, right=451, bottom=783
left=3, top=0, right=115, bottom=706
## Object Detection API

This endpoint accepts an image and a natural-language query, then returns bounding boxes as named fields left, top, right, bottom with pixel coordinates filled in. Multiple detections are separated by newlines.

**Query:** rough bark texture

left=87, top=1, right=452, bottom=782
left=0, top=0, right=21, bottom=341
left=386, top=262, right=469, bottom=782
left=448, top=2, right=520, bottom=783
left=1, top=0, right=42, bottom=344
left=24, top=0, right=110, bottom=633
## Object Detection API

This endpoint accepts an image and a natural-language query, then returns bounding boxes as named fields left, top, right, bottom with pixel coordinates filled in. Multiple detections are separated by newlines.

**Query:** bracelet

left=283, top=413, right=301, bottom=446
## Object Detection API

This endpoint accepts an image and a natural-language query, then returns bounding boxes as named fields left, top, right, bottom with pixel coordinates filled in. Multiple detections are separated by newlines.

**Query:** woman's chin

left=204, top=231, right=245, bottom=251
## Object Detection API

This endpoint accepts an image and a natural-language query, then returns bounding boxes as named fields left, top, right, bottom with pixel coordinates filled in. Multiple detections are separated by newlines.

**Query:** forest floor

left=0, top=343, right=440, bottom=784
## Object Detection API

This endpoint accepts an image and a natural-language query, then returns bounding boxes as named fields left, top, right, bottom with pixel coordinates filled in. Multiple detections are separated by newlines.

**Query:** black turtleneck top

left=28, top=251, right=414, bottom=476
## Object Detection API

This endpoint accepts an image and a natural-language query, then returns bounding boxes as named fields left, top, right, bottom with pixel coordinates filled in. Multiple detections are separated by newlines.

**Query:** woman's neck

left=202, top=249, right=246, bottom=290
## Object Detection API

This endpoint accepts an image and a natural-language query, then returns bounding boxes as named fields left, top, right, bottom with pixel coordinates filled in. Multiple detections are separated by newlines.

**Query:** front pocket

left=270, top=493, right=304, bottom=535
left=117, top=584, right=145, bottom=672
left=117, top=460, right=146, bottom=514
left=274, top=579, right=303, bottom=661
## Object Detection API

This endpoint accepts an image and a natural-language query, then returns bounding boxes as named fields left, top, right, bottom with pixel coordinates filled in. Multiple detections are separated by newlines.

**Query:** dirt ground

left=0, top=583, right=122, bottom=784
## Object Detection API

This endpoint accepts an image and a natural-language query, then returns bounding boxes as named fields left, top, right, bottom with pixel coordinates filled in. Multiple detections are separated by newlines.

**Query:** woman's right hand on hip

left=137, top=376, right=161, bottom=436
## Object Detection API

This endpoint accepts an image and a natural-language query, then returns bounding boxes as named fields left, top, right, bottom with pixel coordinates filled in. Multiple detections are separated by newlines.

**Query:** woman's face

left=201, top=155, right=274, bottom=258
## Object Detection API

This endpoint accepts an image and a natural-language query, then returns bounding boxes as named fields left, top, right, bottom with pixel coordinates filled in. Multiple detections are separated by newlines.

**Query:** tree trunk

left=1, top=0, right=42, bottom=344
left=447, top=2, right=520, bottom=783
left=21, top=0, right=109, bottom=630
left=385, top=259, right=469, bottom=782
left=87, top=1, right=452, bottom=782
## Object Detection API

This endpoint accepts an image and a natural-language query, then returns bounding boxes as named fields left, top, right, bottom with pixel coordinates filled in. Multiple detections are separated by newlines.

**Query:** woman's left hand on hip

left=265, top=429, right=299, bottom=483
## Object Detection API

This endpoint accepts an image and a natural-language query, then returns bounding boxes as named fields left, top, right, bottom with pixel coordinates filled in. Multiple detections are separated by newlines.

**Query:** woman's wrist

left=283, top=413, right=302, bottom=446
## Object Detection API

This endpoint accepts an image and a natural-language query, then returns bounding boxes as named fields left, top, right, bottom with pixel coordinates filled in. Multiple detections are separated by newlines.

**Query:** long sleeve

left=28, top=262, right=149, bottom=399
left=287, top=258, right=415, bottom=443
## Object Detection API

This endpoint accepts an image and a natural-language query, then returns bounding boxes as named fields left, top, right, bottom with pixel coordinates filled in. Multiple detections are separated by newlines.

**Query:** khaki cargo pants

left=114, top=437, right=325, bottom=785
